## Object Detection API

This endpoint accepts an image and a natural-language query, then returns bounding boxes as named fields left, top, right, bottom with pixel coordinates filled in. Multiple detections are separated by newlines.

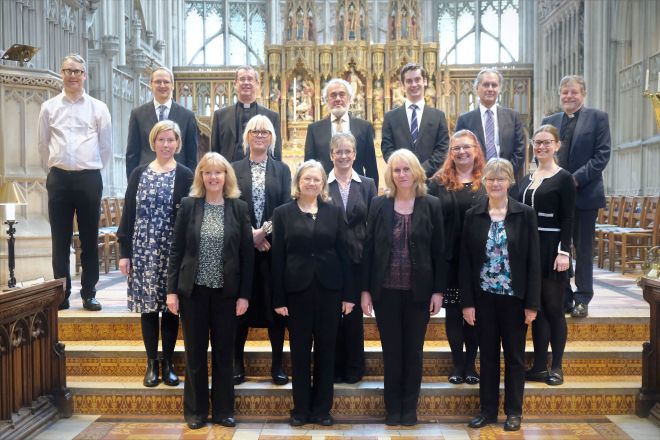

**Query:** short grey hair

left=61, top=53, right=87, bottom=72
left=151, top=66, right=174, bottom=83
left=329, top=132, right=357, bottom=154
left=559, top=75, right=586, bottom=95
left=322, top=78, right=354, bottom=102
left=482, top=158, right=515, bottom=186
left=473, top=67, right=503, bottom=90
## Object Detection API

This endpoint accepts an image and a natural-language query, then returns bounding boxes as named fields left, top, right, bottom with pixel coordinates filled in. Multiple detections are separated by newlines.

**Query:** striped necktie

left=158, top=105, right=167, bottom=121
left=485, top=109, right=497, bottom=160
left=410, top=104, right=419, bottom=144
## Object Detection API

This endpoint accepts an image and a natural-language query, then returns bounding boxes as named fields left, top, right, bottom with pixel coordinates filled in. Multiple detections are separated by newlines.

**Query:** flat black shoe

left=233, top=364, right=245, bottom=385
left=504, top=415, right=522, bottom=431
left=58, top=299, right=70, bottom=310
left=464, top=370, right=480, bottom=385
left=468, top=414, right=497, bottom=428
left=143, top=359, right=160, bottom=387
left=571, top=303, right=588, bottom=318
left=546, top=369, right=564, bottom=386
left=310, top=415, right=333, bottom=426
left=271, top=367, right=289, bottom=386
left=187, top=420, right=205, bottom=430
left=82, top=298, right=102, bottom=311
left=161, top=358, right=180, bottom=386
left=289, top=416, right=306, bottom=426
left=448, top=374, right=464, bottom=384
left=385, top=413, right=400, bottom=426
left=214, top=416, right=236, bottom=427
left=525, top=369, right=549, bottom=382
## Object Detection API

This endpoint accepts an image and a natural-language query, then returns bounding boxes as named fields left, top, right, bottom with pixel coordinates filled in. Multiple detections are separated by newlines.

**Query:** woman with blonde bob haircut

left=241, top=114, right=277, bottom=157
left=291, top=160, right=330, bottom=201
left=167, top=152, right=253, bottom=430
left=361, top=149, right=446, bottom=426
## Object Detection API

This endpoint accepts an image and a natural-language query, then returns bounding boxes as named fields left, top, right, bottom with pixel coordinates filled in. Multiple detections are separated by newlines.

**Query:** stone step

left=67, top=375, right=640, bottom=417
left=64, top=340, right=642, bottom=377
left=58, top=314, right=649, bottom=342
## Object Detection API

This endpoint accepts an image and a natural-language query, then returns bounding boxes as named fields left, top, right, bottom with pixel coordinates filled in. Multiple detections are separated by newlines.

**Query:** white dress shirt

left=38, top=91, right=112, bottom=171
left=331, top=112, right=350, bottom=135
left=479, top=103, right=500, bottom=157
left=405, top=98, right=425, bottom=131
left=154, top=99, right=172, bottom=120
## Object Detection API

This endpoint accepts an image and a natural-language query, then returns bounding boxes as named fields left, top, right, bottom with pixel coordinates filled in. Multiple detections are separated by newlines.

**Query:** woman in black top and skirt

left=428, top=129, right=486, bottom=386
left=520, top=125, right=576, bottom=386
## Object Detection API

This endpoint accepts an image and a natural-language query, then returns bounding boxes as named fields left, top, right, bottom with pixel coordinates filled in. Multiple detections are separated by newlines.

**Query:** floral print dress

left=479, top=220, right=514, bottom=296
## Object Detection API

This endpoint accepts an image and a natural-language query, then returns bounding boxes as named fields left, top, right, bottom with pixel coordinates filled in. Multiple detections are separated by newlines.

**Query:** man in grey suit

left=455, top=68, right=525, bottom=177
left=543, top=75, right=611, bottom=318
left=211, top=66, right=282, bottom=162
left=304, top=78, right=379, bottom=188
left=125, top=67, right=199, bottom=177
left=381, top=63, right=449, bottom=177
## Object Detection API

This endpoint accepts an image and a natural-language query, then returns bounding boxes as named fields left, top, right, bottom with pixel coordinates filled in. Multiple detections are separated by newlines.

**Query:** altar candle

left=5, top=204, right=15, bottom=221
left=293, top=77, right=297, bottom=121
left=657, top=72, right=660, bottom=93
left=645, top=69, right=650, bottom=90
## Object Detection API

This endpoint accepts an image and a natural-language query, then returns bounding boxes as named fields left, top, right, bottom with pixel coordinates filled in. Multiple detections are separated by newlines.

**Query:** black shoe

left=504, top=415, right=522, bottom=431
left=310, top=415, right=333, bottom=426
left=289, top=416, right=306, bottom=426
left=468, top=414, right=497, bottom=428
left=448, top=374, right=464, bottom=384
left=233, top=363, right=245, bottom=385
left=546, top=368, right=564, bottom=386
left=214, top=416, right=236, bottom=427
left=344, top=375, right=362, bottom=384
left=464, top=372, right=480, bottom=385
left=82, top=298, right=102, bottom=311
left=161, top=358, right=180, bottom=386
left=571, top=303, right=588, bottom=318
left=525, top=369, right=549, bottom=382
left=58, top=299, right=70, bottom=310
left=400, top=416, right=417, bottom=426
left=143, top=359, right=160, bottom=387
left=385, top=413, right=400, bottom=426
left=271, top=367, right=289, bottom=386
left=187, top=420, right=205, bottom=430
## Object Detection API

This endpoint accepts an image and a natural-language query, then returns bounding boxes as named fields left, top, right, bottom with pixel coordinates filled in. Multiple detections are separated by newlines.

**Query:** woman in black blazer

left=361, top=149, right=446, bottom=427
left=232, top=115, right=292, bottom=386
left=520, top=125, right=576, bottom=386
left=428, top=129, right=486, bottom=386
left=460, top=158, right=541, bottom=432
left=272, top=160, right=353, bottom=427
left=328, top=133, right=377, bottom=384
left=117, top=120, right=193, bottom=388
left=167, top=152, right=254, bottom=430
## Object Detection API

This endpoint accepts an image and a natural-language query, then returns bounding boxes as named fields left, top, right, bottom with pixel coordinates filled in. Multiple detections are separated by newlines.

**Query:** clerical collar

left=239, top=101, right=256, bottom=109
left=566, top=107, right=582, bottom=118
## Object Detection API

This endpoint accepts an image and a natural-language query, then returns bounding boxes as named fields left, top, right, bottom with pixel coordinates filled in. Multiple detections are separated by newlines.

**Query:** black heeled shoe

left=161, top=358, right=180, bottom=386
left=464, top=370, right=480, bottom=385
left=546, top=368, right=564, bottom=385
left=143, top=359, right=160, bottom=387
left=271, top=366, right=289, bottom=385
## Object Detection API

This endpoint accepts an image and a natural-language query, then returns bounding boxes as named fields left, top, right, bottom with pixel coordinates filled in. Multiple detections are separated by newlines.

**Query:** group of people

left=39, top=55, right=610, bottom=432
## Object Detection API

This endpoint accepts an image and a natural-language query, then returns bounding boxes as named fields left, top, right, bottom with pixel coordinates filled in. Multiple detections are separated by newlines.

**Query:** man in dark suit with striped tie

left=381, top=63, right=449, bottom=177
left=125, top=67, right=199, bottom=177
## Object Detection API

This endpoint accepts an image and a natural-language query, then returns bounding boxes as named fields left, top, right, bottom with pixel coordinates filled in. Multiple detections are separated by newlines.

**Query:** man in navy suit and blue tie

left=543, top=75, right=611, bottom=318
left=125, top=67, right=199, bottom=177
left=455, top=68, right=525, bottom=178
left=381, top=63, right=449, bottom=177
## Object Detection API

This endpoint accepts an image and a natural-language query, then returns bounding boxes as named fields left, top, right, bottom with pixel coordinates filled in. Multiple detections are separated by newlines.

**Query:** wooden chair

left=607, top=196, right=645, bottom=272
left=72, top=212, right=107, bottom=275
left=595, top=195, right=624, bottom=268
left=98, top=198, right=119, bottom=273
left=611, top=196, right=660, bottom=274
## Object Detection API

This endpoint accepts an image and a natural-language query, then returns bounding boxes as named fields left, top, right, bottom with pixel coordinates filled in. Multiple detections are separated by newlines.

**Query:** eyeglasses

left=332, top=149, right=355, bottom=157
left=484, top=177, right=509, bottom=184
left=249, top=129, right=271, bottom=137
left=237, top=76, right=257, bottom=84
left=152, top=80, right=172, bottom=86
left=328, top=91, right=348, bottom=100
left=532, top=139, right=556, bottom=147
left=450, top=144, right=475, bottom=153
left=62, top=69, right=84, bottom=77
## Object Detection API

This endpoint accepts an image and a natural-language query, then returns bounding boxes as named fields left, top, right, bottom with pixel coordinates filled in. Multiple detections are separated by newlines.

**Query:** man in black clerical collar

left=211, top=65, right=282, bottom=161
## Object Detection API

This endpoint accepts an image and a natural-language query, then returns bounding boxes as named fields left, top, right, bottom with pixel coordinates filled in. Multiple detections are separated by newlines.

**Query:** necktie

left=334, top=117, right=343, bottom=133
left=158, top=105, right=167, bottom=121
left=485, top=109, right=496, bottom=160
left=410, top=104, right=419, bottom=144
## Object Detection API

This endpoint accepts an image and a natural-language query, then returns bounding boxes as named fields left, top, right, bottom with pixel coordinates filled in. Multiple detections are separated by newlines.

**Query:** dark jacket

left=459, top=197, right=541, bottom=310
left=361, top=195, right=447, bottom=302
left=271, top=200, right=352, bottom=307
left=117, top=162, right=194, bottom=258
left=167, top=197, right=254, bottom=299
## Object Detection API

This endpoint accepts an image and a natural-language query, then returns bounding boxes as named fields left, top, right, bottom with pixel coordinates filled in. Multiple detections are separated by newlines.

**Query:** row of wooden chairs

left=595, top=195, right=660, bottom=274
left=72, top=197, right=124, bottom=275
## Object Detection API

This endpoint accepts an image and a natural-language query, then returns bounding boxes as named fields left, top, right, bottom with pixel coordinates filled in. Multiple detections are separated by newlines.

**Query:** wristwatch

left=262, top=220, right=273, bottom=235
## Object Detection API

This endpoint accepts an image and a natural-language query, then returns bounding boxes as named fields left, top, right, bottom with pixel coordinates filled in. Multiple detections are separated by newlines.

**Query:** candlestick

left=293, top=77, right=297, bottom=121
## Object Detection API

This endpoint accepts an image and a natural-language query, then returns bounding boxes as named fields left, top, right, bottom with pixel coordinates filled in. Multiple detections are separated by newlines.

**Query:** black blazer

left=304, top=115, right=379, bottom=188
left=232, top=156, right=292, bottom=227
left=459, top=197, right=541, bottom=310
left=328, top=175, right=377, bottom=264
left=454, top=106, right=526, bottom=176
left=542, top=107, right=611, bottom=209
left=117, top=162, right=194, bottom=259
left=361, top=195, right=447, bottom=303
left=125, top=100, right=199, bottom=177
left=167, top=197, right=254, bottom=299
left=381, top=105, right=449, bottom=177
left=271, top=200, right=351, bottom=307
left=210, top=103, right=282, bottom=162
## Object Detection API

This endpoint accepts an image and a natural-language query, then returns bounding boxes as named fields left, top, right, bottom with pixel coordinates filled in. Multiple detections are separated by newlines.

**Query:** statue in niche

left=411, top=13, right=417, bottom=39
left=269, top=80, right=281, bottom=107
left=296, top=7, right=304, bottom=39
left=390, top=9, right=396, bottom=39
left=348, top=3, right=356, bottom=40
left=392, top=81, right=405, bottom=108
left=360, top=10, right=366, bottom=40
left=347, top=69, right=365, bottom=119
left=425, top=80, right=437, bottom=107
left=401, top=7, right=408, bottom=39
left=307, top=10, right=314, bottom=41
left=372, top=79, right=384, bottom=122
left=338, top=5, right=344, bottom=40
left=287, top=12, right=293, bottom=40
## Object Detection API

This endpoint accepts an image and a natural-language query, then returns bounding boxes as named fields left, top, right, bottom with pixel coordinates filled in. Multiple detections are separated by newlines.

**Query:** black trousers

left=531, top=277, right=567, bottom=371
left=565, top=208, right=598, bottom=306
left=179, top=285, right=236, bottom=423
left=335, top=262, right=365, bottom=381
left=46, top=168, right=102, bottom=299
left=476, top=293, right=528, bottom=417
left=235, top=315, right=286, bottom=372
left=373, top=288, right=430, bottom=420
left=287, top=279, right=341, bottom=420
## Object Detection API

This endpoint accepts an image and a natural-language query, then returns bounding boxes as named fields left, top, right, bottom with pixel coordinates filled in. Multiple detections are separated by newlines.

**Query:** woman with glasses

left=327, top=133, right=377, bottom=384
left=232, top=115, right=292, bottom=386
left=428, top=130, right=486, bottom=386
left=520, top=125, right=576, bottom=386
left=460, top=158, right=540, bottom=432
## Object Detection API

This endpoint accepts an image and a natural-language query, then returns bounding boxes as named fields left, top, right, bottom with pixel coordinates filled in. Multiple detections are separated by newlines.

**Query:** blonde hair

left=330, top=132, right=356, bottom=154
left=482, top=158, right=515, bottom=186
left=190, top=152, right=241, bottom=199
left=149, top=120, right=182, bottom=154
left=291, top=160, right=329, bottom=201
left=383, top=149, right=427, bottom=198
left=242, top=115, right=276, bottom=156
